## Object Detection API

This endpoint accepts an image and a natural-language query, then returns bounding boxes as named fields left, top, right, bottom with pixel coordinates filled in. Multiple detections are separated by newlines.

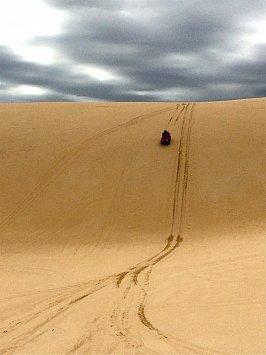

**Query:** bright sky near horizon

left=0, top=0, right=265, bottom=102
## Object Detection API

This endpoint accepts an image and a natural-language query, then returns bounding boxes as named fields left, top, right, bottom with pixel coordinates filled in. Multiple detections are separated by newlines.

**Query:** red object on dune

left=161, top=130, right=171, bottom=145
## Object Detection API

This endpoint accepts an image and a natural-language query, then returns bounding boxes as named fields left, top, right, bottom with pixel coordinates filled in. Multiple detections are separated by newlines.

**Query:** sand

left=0, top=98, right=265, bottom=354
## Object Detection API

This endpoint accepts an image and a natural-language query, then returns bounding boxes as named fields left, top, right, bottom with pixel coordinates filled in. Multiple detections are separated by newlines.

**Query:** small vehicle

left=161, top=130, right=171, bottom=145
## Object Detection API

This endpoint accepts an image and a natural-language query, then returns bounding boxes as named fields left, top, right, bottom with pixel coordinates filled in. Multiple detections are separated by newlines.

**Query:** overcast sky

left=0, top=0, right=265, bottom=102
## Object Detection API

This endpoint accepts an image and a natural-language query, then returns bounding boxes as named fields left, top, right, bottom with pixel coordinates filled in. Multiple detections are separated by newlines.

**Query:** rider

left=163, top=130, right=170, bottom=136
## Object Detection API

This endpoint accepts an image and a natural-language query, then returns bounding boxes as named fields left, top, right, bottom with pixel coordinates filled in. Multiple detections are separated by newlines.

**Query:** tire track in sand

left=0, top=277, right=115, bottom=355
left=66, top=103, right=225, bottom=354
left=168, top=103, right=188, bottom=126
left=106, top=103, right=224, bottom=355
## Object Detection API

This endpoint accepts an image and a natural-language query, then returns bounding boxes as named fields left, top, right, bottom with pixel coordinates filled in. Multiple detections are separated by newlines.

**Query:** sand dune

left=0, top=98, right=265, bottom=354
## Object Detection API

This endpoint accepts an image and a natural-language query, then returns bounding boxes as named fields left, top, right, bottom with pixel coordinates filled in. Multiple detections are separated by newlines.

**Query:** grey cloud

left=41, top=0, right=264, bottom=70
left=0, top=46, right=159, bottom=102
left=45, top=0, right=125, bottom=10
left=0, top=0, right=265, bottom=102
left=0, top=90, right=75, bottom=103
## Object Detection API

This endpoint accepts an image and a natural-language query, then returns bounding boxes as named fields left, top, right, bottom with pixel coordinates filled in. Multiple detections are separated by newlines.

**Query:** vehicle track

left=168, top=103, right=188, bottom=126
left=0, top=277, right=114, bottom=354
left=105, top=103, right=225, bottom=355
left=57, top=103, right=224, bottom=354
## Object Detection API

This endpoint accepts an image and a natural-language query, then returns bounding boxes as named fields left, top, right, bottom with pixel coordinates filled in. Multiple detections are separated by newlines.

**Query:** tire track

left=107, top=103, right=225, bottom=354
left=68, top=103, right=224, bottom=354
left=168, top=103, right=188, bottom=126
left=37, top=104, right=194, bottom=354
left=0, top=277, right=114, bottom=355
left=109, top=103, right=193, bottom=352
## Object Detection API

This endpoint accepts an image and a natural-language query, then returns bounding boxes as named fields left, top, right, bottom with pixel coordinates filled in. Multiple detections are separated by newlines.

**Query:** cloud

left=0, top=46, right=159, bottom=101
left=45, top=0, right=124, bottom=10
left=0, top=0, right=265, bottom=102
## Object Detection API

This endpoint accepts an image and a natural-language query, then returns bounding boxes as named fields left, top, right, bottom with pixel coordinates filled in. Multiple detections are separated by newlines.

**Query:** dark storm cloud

left=0, top=45, right=158, bottom=102
left=0, top=0, right=265, bottom=102
left=45, top=0, right=124, bottom=10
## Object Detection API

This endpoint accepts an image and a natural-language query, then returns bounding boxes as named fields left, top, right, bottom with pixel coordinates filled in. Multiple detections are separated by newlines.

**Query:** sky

left=0, top=0, right=265, bottom=102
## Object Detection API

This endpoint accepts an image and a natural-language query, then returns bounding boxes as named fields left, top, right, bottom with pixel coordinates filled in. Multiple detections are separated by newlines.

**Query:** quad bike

left=161, top=130, right=171, bottom=145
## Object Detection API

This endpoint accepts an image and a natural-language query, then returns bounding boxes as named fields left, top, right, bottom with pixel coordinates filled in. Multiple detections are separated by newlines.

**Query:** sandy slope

left=0, top=99, right=265, bottom=354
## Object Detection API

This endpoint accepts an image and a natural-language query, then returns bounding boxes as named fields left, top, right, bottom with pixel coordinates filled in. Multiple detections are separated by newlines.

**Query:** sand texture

left=0, top=99, right=265, bottom=354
